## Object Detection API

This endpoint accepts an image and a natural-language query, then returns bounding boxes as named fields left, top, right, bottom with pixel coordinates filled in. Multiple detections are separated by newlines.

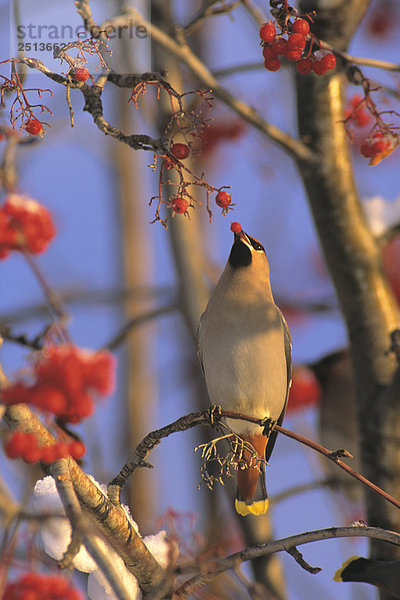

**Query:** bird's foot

left=260, top=417, right=276, bottom=437
left=208, top=405, right=222, bottom=426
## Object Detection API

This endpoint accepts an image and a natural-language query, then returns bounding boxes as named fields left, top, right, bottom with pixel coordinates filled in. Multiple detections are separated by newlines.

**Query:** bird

left=197, top=222, right=292, bottom=517
left=334, top=555, right=400, bottom=598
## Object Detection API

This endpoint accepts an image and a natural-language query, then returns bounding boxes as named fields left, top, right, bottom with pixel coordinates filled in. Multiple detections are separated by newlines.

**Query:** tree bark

left=296, top=3, right=400, bottom=595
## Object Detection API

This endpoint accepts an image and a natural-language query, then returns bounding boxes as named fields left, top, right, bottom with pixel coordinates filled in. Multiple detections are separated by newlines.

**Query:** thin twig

left=286, top=546, right=321, bottom=574
left=184, top=1, right=241, bottom=35
left=319, top=41, right=400, bottom=72
left=103, top=305, right=177, bottom=350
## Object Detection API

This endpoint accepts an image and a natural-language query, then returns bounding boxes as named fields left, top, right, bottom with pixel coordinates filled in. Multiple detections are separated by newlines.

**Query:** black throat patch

left=229, top=239, right=252, bottom=268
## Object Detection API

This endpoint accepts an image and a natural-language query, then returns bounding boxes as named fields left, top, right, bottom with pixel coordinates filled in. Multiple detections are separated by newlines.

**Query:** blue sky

left=1, top=1, right=400, bottom=598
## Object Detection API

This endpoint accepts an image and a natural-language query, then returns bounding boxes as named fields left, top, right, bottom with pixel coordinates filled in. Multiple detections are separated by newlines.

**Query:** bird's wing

left=196, top=311, right=206, bottom=376
left=265, top=310, right=292, bottom=462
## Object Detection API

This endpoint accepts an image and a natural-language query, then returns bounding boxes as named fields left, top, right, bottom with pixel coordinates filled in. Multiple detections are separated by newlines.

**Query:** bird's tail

left=234, top=433, right=269, bottom=517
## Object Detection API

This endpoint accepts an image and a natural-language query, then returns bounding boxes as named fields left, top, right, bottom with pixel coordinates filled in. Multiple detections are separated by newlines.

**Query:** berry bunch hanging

left=259, top=15, right=336, bottom=75
left=360, top=130, right=399, bottom=166
left=344, top=94, right=371, bottom=129
left=4, top=431, right=86, bottom=464
left=0, top=194, right=56, bottom=259
left=1, top=345, right=115, bottom=424
left=3, top=572, right=82, bottom=600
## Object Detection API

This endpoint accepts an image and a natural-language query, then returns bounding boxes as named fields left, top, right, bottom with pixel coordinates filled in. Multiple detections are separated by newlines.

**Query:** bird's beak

left=233, top=229, right=250, bottom=245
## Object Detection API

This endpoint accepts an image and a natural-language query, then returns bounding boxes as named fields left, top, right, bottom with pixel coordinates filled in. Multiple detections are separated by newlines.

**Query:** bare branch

left=184, top=1, right=241, bottom=35
left=107, top=408, right=400, bottom=512
left=81, top=83, right=166, bottom=152
left=174, top=525, right=400, bottom=599
left=102, top=304, right=177, bottom=350
left=99, top=9, right=314, bottom=163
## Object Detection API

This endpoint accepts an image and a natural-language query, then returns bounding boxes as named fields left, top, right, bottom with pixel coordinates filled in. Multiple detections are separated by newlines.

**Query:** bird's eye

left=249, top=237, right=265, bottom=252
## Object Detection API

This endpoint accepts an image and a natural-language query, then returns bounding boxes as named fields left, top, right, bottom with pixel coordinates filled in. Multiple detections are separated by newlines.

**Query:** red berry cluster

left=0, top=194, right=56, bottom=259
left=4, top=431, right=86, bottom=464
left=1, top=345, right=115, bottom=424
left=4, top=572, right=82, bottom=600
left=260, top=19, right=336, bottom=75
left=360, top=130, right=399, bottom=166
left=24, top=118, right=43, bottom=135
left=344, top=94, right=371, bottom=129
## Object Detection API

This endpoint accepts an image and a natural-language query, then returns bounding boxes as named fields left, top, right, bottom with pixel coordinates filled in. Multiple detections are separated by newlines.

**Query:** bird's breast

left=199, top=303, right=287, bottom=432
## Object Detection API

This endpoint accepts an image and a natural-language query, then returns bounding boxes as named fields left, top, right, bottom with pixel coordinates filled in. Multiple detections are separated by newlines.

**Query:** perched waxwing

left=334, top=556, right=400, bottom=598
left=197, top=222, right=292, bottom=516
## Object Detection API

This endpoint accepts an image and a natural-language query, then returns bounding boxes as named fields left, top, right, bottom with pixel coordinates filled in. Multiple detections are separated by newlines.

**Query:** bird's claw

left=261, top=417, right=276, bottom=437
left=208, top=405, right=222, bottom=426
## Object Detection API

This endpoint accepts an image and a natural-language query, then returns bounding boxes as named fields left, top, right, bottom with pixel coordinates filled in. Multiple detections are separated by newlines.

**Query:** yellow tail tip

left=235, top=498, right=269, bottom=517
left=333, top=556, right=361, bottom=582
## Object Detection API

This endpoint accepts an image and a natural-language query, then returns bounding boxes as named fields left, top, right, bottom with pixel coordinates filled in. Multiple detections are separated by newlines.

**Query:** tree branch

left=99, top=8, right=314, bottom=163
left=174, top=525, right=400, bottom=599
left=51, top=460, right=132, bottom=600
left=107, top=408, right=400, bottom=512
left=3, top=404, right=168, bottom=595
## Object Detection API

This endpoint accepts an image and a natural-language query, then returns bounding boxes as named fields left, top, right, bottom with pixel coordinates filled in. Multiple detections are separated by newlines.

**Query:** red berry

left=264, top=57, right=281, bottom=71
left=271, top=38, right=288, bottom=56
left=171, top=143, right=190, bottom=160
left=4, top=431, right=31, bottom=458
left=69, top=440, right=86, bottom=459
left=371, top=139, right=386, bottom=154
left=321, top=53, right=336, bottom=70
left=292, top=18, right=310, bottom=35
left=312, top=60, right=327, bottom=76
left=262, top=45, right=275, bottom=60
left=286, top=50, right=303, bottom=62
left=40, top=445, right=58, bottom=464
left=53, top=441, right=70, bottom=459
left=51, top=576, right=70, bottom=595
left=82, top=351, right=116, bottom=395
left=72, top=67, right=90, bottom=82
left=296, top=57, right=312, bottom=74
left=230, top=222, right=242, bottom=233
left=287, top=33, right=307, bottom=52
left=354, top=110, right=370, bottom=128
left=1, top=382, right=30, bottom=405
left=171, top=197, right=189, bottom=214
left=30, top=383, right=67, bottom=414
left=360, top=141, right=373, bottom=157
left=24, top=445, right=42, bottom=464
left=351, top=94, right=364, bottom=107
left=259, top=21, right=276, bottom=43
left=216, top=191, right=232, bottom=209
left=24, top=118, right=42, bottom=135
